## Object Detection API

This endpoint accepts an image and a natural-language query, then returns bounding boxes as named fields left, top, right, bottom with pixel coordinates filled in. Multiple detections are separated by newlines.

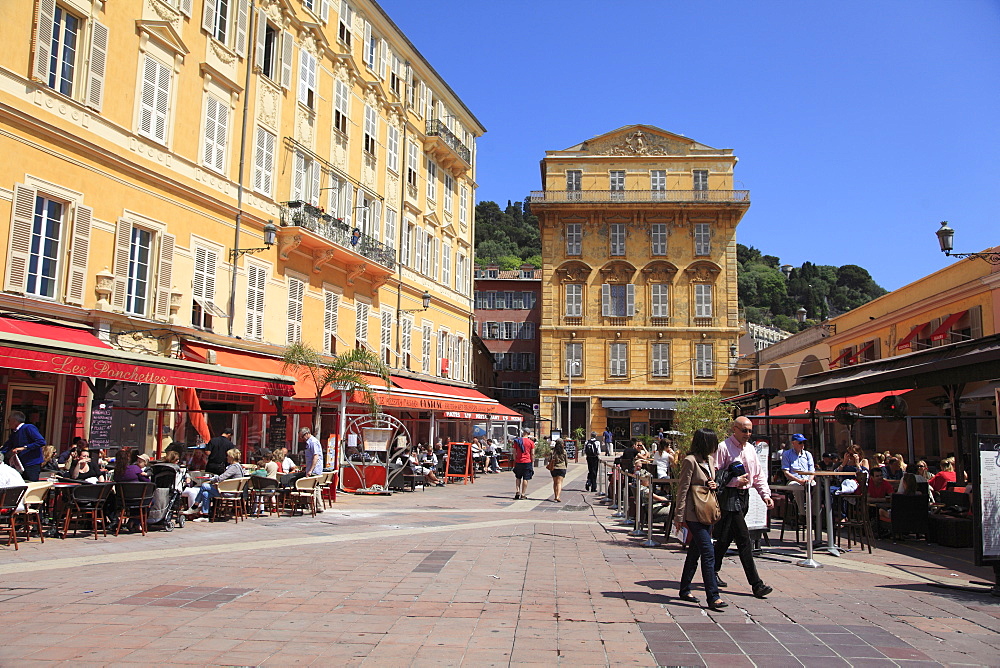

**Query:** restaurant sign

left=352, top=390, right=494, bottom=414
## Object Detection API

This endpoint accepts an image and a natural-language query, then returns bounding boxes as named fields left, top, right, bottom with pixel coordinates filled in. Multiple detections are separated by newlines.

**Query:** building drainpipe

left=394, top=66, right=411, bottom=374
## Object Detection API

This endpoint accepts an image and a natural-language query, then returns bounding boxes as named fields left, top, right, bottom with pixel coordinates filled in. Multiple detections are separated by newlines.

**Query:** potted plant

left=534, top=439, right=552, bottom=467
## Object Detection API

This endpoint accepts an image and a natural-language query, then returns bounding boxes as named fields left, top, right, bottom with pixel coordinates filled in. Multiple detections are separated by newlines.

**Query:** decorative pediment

left=362, top=79, right=389, bottom=108
left=685, top=260, right=721, bottom=282
left=641, top=260, right=679, bottom=283
left=599, top=260, right=637, bottom=284
left=332, top=52, right=362, bottom=84
left=136, top=20, right=189, bottom=56
left=555, top=261, right=592, bottom=284
left=423, top=210, right=441, bottom=228
left=561, top=124, right=726, bottom=157
left=299, top=23, right=330, bottom=59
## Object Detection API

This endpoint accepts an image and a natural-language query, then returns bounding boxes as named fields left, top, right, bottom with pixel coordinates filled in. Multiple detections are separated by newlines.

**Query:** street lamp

left=229, top=221, right=277, bottom=260
left=565, top=359, right=581, bottom=440
left=936, top=221, right=1000, bottom=265
left=398, top=290, right=432, bottom=315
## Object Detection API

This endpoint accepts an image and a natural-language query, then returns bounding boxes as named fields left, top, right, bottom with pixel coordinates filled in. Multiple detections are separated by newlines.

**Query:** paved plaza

left=1, top=463, right=998, bottom=667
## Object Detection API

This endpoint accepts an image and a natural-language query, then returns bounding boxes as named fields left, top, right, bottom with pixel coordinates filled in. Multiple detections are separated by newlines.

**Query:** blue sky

left=379, top=0, right=1000, bottom=291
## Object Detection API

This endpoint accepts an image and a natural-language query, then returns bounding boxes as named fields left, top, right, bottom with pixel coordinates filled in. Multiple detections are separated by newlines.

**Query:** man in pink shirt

left=713, top=416, right=774, bottom=599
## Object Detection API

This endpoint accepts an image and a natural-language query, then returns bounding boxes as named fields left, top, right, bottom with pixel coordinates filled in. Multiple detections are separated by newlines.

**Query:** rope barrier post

left=610, top=466, right=622, bottom=515
left=796, top=470, right=822, bottom=569
left=629, top=471, right=646, bottom=536
left=642, top=475, right=660, bottom=547
left=619, top=470, right=634, bottom=526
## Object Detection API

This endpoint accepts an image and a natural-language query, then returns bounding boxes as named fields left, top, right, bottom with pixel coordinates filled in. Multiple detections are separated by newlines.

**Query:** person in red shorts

left=512, top=428, right=535, bottom=500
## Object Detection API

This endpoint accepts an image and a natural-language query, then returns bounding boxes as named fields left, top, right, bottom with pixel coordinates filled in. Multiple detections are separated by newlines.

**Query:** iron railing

left=528, top=189, right=750, bottom=204
left=425, top=119, right=471, bottom=163
left=279, top=203, right=396, bottom=270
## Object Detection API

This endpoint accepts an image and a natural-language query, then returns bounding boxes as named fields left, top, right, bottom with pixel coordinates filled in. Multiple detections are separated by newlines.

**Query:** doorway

left=5, top=384, right=54, bottom=441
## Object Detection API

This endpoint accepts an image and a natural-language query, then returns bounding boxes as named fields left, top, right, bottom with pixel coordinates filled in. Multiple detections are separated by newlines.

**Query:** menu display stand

left=445, top=441, right=474, bottom=484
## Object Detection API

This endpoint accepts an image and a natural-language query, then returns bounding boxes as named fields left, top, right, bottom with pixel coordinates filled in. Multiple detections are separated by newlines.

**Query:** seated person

left=182, top=449, right=245, bottom=520
left=66, top=448, right=105, bottom=482
left=40, top=445, right=61, bottom=474
left=867, top=468, right=895, bottom=500
left=885, top=456, right=905, bottom=480
left=781, top=434, right=816, bottom=517
left=928, top=457, right=957, bottom=492
left=58, top=437, right=87, bottom=465
left=112, top=447, right=151, bottom=483
left=637, top=476, right=671, bottom=518
left=412, top=446, right=444, bottom=487
left=818, top=451, right=840, bottom=472
left=878, top=473, right=921, bottom=522
left=256, top=450, right=278, bottom=480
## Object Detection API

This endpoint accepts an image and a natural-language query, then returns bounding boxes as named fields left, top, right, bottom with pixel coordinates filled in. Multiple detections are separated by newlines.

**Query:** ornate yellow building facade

left=530, top=125, right=748, bottom=441
left=0, top=0, right=485, bottom=450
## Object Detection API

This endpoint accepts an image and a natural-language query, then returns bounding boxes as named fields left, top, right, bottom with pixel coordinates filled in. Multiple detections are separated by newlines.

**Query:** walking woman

left=674, top=428, right=726, bottom=610
left=547, top=439, right=569, bottom=502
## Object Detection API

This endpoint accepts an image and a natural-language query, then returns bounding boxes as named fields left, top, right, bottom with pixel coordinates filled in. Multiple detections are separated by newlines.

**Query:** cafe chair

left=62, top=483, right=114, bottom=540
left=248, top=476, right=280, bottom=517
left=115, top=482, right=155, bottom=536
left=15, top=481, right=53, bottom=543
left=0, top=486, right=28, bottom=550
left=889, top=493, right=930, bottom=541
left=284, top=475, right=320, bottom=517
left=210, top=477, right=250, bottom=523
left=779, top=492, right=804, bottom=544
left=838, top=480, right=875, bottom=554
left=317, top=471, right=337, bottom=507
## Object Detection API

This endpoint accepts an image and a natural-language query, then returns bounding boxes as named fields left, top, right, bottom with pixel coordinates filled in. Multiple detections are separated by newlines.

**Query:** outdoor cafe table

left=792, top=470, right=856, bottom=557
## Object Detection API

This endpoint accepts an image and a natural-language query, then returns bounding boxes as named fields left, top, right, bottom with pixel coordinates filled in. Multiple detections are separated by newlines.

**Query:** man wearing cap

left=782, top=434, right=817, bottom=523
left=584, top=431, right=602, bottom=492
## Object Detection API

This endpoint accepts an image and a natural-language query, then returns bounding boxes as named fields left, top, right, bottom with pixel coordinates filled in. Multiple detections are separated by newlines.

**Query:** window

left=207, top=0, right=229, bottom=42
left=455, top=253, right=467, bottom=294
left=565, top=284, right=582, bottom=317
left=48, top=6, right=79, bottom=96
left=694, top=222, right=711, bottom=256
left=355, top=301, right=370, bottom=348
left=386, top=124, right=399, bottom=172
left=695, top=284, right=713, bottom=318
left=512, top=292, right=523, bottom=309
left=651, top=223, right=667, bottom=255
left=652, top=343, right=670, bottom=377
left=252, top=126, right=276, bottom=196
left=33, top=3, right=108, bottom=110
left=566, top=223, right=582, bottom=255
left=406, top=141, right=419, bottom=188
left=362, top=104, right=378, bottom=155
left=610, top=342, right=627, bottom=378
left=363, top=21, right=379, bottom=71
left=399, top=315, right=412, bottom=368
left=651, top=170, right=666, bottom=200
left=286, top=276, right=303, bottom=343
left=138, top=55, right=171, bottom=143
left=245, top=264, right=265, bottom=341
left=693, top=169, right=708, bottom=191
left=421, top=324, right=431, bottom=373
left=202, top=0, right=249, bottom=54
left=459, top=185, right=468, bottom=225
left=437, top=329, right=446, bottom=376
left=389, top=53, right=403, bottom=97
left=695, top=343, right=714, bottom=378
left=24, top=196, right=64, bottom=299
left=384, top=207, right=397, bottom=249
left=292, top=151, right=321, bottom=206
left=523, top=291, right=536, bottom=308
left=192, top=246, right=223, bottom=330
left=338, top=0, right=353, bottom=46
left=567, top=170, right=581, bottom=200
left=519, top=322, right=535, bottom=339
left=651, top=284, right=669, bottom=318
left=443, top=173, right=454, bottom=214
left=442, top=243, right=451, bottom=285
left=202, top=95, right=229, bottom=173
left=426, top=159, right=437, bottom=201
left=610, top=170, right=625, bottom=201
left=125, top=227, right=152, bottom=315
left=380, top=310, right=393, bottom=365
left=323, top=290, right=339, bottom=353
left=565, top=342, right=583, bottom=377
left=333, top=79, right=349, bottom=134
left=298, top=49, right=317, bottom=109
left=610, top=223, right=626, bottom=256
left=601, top=283, right=635, bottom=317
left=258, top=21, right=279, bottom=80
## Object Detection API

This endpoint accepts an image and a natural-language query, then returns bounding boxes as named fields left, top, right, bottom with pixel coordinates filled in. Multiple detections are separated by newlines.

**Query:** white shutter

left=342, top=183, right=353, bottom=227
left=247, top=264, right=266, bottom=340
left=379, top=38, right=388, bottom=79
left=414, top=228, right=424, bottom=274
left=203, top=248, right=218, bottom=306
left=432, top=237, right=440, bottom=280
left=371, top=200, right=381, bottom=241
left=86, top=21, right=109, bottom=111
left=286, top=278, right=304, bottom=343
left=626, top=284, right=635, bottom=317
left=111, top=219, right=131, bottom=310
left=380, top=310, right=392, bottom=361
left=320, top=0, right=330, bottom=22
left=280, top=31, right=293, bottom=89
left=601, top=283, right=610, bottom=317
left=310, top=160, right=321, bottom=206
left=253, top=127, right=275, bottom=195
left=363, top=21, right=372, bottom=67
left=202, top=0, right=217, bottom=35
left=203, top=96, right=218, bottom=168
left=148, top=58, right=171, bottom=142
left=180, top=0, right=193, bottom=17
left=234, top=0, right=249, bottom=56
left=5, top=185, right=37, bottom=293
left=356, top=302, right=369, bottom=343
left=33, top=0, right=56, bottom=82
left=65, top=204, right=92, bottom=305
left=323, top=291, right=339, bottom=353
left=255, top=11, right=266, bottom=69
left=154, top=233, right=175, bottom=320
left=292, top=152, right=306, bottom=201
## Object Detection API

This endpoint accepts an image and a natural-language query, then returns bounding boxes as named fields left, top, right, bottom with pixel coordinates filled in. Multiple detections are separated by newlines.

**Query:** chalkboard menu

left=974, top=434, right=1000, bottom=566
left=564, top=440, right=578, bottom=462
left=445, top=441, right=473, bottom=482
left=89, top=407, right=113, bottom=451
left=268, top=415, right=288, bottom=450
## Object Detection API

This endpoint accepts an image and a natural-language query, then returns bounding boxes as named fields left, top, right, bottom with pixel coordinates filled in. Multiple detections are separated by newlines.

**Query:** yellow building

left=0, top=0, right=489, bottom=453
left=530, top=125, right=749, bottom=442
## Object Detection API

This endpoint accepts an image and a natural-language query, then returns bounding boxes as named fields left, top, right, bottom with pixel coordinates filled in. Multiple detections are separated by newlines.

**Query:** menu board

left=564, top=440, right=578, bottom=462
left=89, top=407, right=113, bottom=451
left=446, top=441, right=473, bottom=482
left=745, top=442, right=770, bottom=531
left=974, top=435, right=1000, bottom=566
left=267, top=415, right=287, bottom=450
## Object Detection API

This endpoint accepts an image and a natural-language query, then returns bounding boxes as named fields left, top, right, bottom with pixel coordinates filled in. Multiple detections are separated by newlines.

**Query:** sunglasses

left=736, top=427, right=752, bottom=434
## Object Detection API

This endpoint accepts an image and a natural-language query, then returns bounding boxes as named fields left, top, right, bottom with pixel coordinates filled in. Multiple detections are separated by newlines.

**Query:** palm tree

left=282, top=343, right=390, bottom=434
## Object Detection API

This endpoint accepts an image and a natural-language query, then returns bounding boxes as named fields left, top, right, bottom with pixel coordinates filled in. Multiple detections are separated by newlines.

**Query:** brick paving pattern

left=0, top=464, right=996, bottom=666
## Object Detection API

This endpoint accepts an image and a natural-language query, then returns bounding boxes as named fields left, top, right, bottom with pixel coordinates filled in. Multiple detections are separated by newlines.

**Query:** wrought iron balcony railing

left=425, top=119, right=471, bottom=163
left=528, top=189, right=750, bottom=204
left=279, top=202, right=396, bottom=271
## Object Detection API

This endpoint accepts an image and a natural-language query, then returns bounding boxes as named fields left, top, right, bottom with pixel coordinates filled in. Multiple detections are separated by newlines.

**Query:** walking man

left=2, top=411, right=45, bottom=482
left=584, top=431, right=602, bottom=492
left=713, top=416, right=774, bottom=598
left=512, top=428, right=535, bottom=500
left=602, top=428, right=615, bottom=455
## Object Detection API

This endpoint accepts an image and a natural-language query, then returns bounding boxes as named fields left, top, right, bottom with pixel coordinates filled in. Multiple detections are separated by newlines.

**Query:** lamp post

left=565, top=359, right=581, bottom=439
left=229, top=221, right=277, bottom=260
left=936, top=221, right=1000, bottom=265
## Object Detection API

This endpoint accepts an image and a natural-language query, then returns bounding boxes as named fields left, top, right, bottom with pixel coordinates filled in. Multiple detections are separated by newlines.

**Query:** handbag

left=546, top=457, right=555, bottom=471
left=691, top=462, right=721, bottom=525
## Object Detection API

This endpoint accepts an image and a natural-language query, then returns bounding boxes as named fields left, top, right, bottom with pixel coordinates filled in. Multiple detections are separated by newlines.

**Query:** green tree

left=672, top=392, right=732, bottom=459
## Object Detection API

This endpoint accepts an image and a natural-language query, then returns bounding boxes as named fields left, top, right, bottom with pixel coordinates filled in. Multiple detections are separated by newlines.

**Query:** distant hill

left=738, top=244, right=887, bottom=332
left=474, top=201, right=541, bottom=269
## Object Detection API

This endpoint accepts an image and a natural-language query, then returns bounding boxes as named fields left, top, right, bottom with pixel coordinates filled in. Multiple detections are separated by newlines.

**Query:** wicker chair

left=283, top=475, right=320, bottom=517
left=62, top=483, right=114, bottom=539
left=249, top=476, right=280, bottom=517
left=0, top=486, right=28, bottom=549
left=115, top=482, right=155, bottom=536
left=15, top=481, right=52, bottom=543
left=210, top=477, right=249, bottom=523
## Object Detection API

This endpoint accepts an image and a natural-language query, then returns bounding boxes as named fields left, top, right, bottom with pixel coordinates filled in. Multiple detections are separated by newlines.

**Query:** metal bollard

left=642, top=475, right=661, bottom=547
left=619, top=470, right=634, bottom=525
left=629, top=471, right=646, bottom=536
left=797, top=477, right=822, bottom=569
left=610, top=466, right=622, bottom=515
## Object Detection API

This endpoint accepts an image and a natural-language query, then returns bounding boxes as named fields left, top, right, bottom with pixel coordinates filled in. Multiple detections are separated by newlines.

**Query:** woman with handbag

left=546, top=439, right=569, bottom=502
left=674, top=428, right=726, bottom=610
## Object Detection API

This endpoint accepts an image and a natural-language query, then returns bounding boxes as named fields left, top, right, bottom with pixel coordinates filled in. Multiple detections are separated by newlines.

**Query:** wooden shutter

left=138, top=56, right=156, bottom=137
left=203, top=97, right=218, bottom=168
left=323, top=291, right=339, bottom=353
left=255, top=12, right=266, bottom=69
left=180, top=0, right=193, bottom=17
left=342, top=183, right=353, bottom=227
left=280, top=31, right=293, bottom=89
left=363, top=21, right=372, bottom=67
left=626, top=284, right=635, bottom=316
left=65, top=204, right=92, bottom=305
left=153, top=59, right=171, bottom=141
left=371, top=200, right=381, bottom=241
left=246, top=264, right=265, bottom=340
left=320, top=0, right=330, bottom=22
left=33, top=0, right=56, bottom=82
left=86, top=21, right=109, bottom=111
left=292, top=152, right=305, bottom=200
left=111, top=218, right=131, bottom=311
left=379, top=38, right=388, bottom=79
left=286, top=278, right=303, bottom=343
left=310, top=160, right=321, bottom=206
left=202, top=0, right=217, bottom=35
left=601, top=283, right=610, bottom=316
left=154, top=232, right=175, bottom=320
left=203, top=248, right=217, bottom=305
left=234, top=0, right=249, bottom=56
left=5, top=184, right=37, bottom=293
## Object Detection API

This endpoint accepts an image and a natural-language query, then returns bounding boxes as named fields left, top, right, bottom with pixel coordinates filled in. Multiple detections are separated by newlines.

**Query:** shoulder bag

left=691, top=461, right=721, bottom=525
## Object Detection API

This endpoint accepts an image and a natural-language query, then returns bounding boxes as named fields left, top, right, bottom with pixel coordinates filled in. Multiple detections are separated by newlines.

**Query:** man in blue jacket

left=3, top=411, right=46, bottom=482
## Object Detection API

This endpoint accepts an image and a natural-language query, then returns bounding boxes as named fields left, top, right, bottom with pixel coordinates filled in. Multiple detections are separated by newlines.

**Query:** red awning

left=764, top=391, right=906, bottom=416
left=828, top=348, right=851, bottom=369
left=767, top=401, right=813, bottom=416
left=896, top=322, right=928, bottom=350
left=390, top=376, right=488, bottom=399
left=0, top=317, right=110, bottom=348
left=847, top=341, right=875, bottom=365
left=183, top=342, right=317, bottom=399
left=930, top=311, right=967, bottom=341
left=349, top=375, right=509, bottom=415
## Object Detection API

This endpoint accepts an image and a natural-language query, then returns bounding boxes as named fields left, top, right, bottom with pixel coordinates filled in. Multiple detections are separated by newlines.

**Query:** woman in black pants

left=674, top=428, right=726, bottom=610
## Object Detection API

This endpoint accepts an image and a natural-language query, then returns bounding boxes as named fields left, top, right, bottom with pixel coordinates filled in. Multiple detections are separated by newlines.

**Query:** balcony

left=424, top=119, right=471, bottom=175
left=528, top=189, right=750, bottom=205
left=277, top=202, right=396, bottom=279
